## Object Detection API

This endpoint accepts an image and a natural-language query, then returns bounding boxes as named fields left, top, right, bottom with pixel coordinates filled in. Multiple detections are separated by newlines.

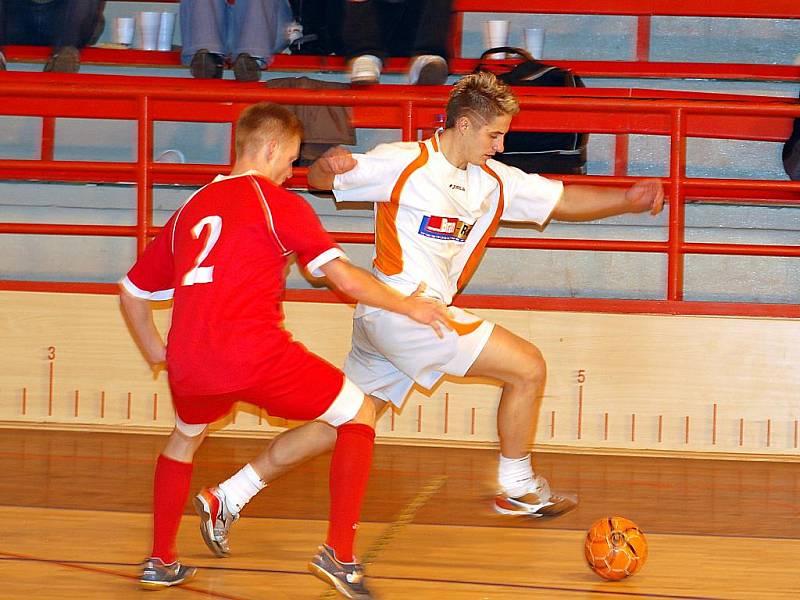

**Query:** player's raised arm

left=552, top=178, right=665, bottom=222
left=307, top=146, right=357, bottom=190
left=119, top=287, right=167, bottom=368
left=320, top=257, right=451, bottom=338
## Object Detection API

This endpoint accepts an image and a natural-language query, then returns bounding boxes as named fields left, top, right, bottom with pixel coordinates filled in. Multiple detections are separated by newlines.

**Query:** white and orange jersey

left=333, top=132, right=564, bottom=311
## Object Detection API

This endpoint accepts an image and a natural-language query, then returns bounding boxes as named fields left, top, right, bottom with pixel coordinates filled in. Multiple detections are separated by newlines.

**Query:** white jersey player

left=202, top=73, right=665, bottom=554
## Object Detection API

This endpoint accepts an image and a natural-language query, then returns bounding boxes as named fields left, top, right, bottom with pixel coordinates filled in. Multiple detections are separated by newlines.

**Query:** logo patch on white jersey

left=418, top=215, right=473, bottom=242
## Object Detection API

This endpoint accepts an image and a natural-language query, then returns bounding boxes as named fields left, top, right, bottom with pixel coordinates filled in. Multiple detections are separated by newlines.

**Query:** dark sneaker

left=193, top=486, right=239, bottom=557
left=308, top=544, right=374, bottom=599
left=190, top=49, right=223, bottom=79
left=494, top=475, right=578, bottom=517
left=44, top=46, right=79, bottom=73
left=408, top=54, right=448, bottom=85
left=233, top=53, right=261, bottom=82
left=139, top=557, right=196, bottom=589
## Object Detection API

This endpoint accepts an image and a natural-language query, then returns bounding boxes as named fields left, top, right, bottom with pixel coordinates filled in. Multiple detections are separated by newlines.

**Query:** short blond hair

left=234, top=102, right=303, bottom=158
left=444, top=72, right=519, bottom=128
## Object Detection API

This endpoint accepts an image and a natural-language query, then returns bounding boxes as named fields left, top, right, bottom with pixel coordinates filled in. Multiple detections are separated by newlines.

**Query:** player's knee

left=347, top=395, right=376, bottom=427
left=510, top=344, right=547, bottom=390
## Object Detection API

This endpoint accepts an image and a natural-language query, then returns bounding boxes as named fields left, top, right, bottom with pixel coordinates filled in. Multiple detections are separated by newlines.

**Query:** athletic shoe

left=193, top=486, right=239, bottom=557
left=190, top=49, right=223, bottom=79
left=139, top=557, right=196, bottom=589
left=349, top=54, right=381, bottom=85
left=233, top=53, right=261, bottom=82
left=494, top=474, right=578, bottom=517
left=408, top=54, right=448, bottom=85
left=308, top=544, right=374, bottom=599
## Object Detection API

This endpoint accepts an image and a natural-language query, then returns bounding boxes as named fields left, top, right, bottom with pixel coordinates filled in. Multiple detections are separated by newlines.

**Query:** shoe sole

left=308, top=561, right=357, bottom=599
left=192, top=494, right=228, bottom=558
left=494, top=496, right=578, bottom=517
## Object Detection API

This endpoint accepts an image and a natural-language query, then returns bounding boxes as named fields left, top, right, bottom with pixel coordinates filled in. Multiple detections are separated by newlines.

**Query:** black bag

left=782, top=92, right=800, bottom=181
left=475, top=46, right=588, bottom=175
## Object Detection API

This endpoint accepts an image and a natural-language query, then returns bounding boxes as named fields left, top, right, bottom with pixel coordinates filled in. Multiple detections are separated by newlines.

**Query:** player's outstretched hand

left=405, top=282, right=452, bottom=338
left=319, top=146, right=357, bottom=175
left=625, top=179, right=665, bottom=215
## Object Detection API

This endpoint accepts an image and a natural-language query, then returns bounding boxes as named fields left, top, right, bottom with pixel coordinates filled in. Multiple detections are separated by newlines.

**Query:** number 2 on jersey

left=182, top=215, right=222, bottom=286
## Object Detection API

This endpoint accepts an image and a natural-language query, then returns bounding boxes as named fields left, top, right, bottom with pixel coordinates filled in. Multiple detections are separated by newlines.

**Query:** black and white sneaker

left=308, top=544, right=374, bottom=599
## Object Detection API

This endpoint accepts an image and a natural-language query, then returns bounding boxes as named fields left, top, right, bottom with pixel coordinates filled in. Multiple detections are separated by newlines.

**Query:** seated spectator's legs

left=4, top=0, right=53, bottom=46
left=180, top=0, right=226, bottom=64
left=343, top=0, right=385, bottom=84
left=228, top=0, right=291, bottom=81
left=410, top=0, right=451, bottom=59
left=406, top=0, right=451, bottom=85
left=180, top=0, right=226, bottom=78
left=52, top=0, right=102, bottom=48
left=230, top=0, right=291, bottom=60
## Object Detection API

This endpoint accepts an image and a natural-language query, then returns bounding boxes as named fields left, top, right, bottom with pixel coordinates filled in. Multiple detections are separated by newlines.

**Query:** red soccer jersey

left=122, top=171, right=344, bottom=395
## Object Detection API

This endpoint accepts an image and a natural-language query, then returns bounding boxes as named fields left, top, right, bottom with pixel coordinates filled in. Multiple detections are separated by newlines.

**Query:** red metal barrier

left=0, top=71, right=798, bottom=317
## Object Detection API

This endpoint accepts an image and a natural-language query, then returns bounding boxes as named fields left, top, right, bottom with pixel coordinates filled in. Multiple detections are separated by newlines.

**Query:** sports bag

left=475, top=46, right=588, bottom=175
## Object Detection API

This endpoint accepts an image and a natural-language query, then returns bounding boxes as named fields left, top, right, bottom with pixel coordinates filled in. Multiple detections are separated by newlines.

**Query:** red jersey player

left=120, top=102, right=449, bottom=599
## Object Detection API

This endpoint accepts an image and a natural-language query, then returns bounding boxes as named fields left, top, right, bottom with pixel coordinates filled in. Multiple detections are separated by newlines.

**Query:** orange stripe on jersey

left=456, top=163, right=504, bottom=291
left=374, top=142, right=430, bottom=276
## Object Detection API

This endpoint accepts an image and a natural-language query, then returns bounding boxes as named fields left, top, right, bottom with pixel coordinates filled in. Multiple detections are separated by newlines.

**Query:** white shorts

left=344, top=306, right=495, bottom=408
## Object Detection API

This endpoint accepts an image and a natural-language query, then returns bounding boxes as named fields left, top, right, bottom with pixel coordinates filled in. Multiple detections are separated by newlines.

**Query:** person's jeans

left=180, top=0, right=292, bottom=64
left=1, top=0, right=102, bottom=48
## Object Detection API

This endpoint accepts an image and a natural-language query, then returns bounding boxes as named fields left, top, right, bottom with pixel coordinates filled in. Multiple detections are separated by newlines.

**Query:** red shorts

left=171, top=342, right=345, bottom=425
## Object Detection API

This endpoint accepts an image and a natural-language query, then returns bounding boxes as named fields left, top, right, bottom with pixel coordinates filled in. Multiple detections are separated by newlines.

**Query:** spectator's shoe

left=190, top=49, right=223, bottom=79
left=349, top=54, right=381, bottom=85
left=408, top=54, right=448, bottom=85
left=44, top=46, right=79, bottom=73
left=139, top=557, right=197, bottom=589
left=494, top=475, right=578, bottom=517
left=233, top=53, right=261, bottom=82
left=193, top=486, right=239, bottom=557
left=308, top=544, right=374, bottom=599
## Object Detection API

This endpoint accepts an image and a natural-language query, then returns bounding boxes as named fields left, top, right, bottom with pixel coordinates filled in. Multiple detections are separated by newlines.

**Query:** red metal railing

left=0, top=71, right=798, bottom=317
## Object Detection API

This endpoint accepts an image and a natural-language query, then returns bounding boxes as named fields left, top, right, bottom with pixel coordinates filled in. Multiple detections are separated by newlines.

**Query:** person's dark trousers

left=342, top=0, right=452, bottom=62
left=2, top=0, right=102, bottom=48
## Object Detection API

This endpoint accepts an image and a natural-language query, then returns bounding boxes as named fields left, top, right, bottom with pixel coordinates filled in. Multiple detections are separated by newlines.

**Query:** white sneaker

left=494, top=474, right=578, bottom=517
left=350, top=54, right=381, bottom=85
left=408, top=54, right=448, bottom=85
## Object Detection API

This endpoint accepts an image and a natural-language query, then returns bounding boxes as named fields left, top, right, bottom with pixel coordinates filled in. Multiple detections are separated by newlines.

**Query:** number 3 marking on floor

left=182, top=215, right=222, bottom=286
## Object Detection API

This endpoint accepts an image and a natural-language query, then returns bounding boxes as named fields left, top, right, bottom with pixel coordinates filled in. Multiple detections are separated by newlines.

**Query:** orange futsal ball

left=584, top=516, right=647, bottom=581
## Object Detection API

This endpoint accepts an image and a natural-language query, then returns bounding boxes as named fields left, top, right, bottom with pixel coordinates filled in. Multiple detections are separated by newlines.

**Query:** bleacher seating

left=3, top=0, right=800, bottom=82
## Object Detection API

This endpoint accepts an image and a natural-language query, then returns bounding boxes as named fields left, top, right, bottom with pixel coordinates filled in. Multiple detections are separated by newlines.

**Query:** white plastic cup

left=524, top=28, right=545, bottom=59
left=484, top=20, right=510, bottom=59
left=157, top=12, right=176, bottom=51
left=136, top=12, right=160, bottom=51
left=114, top=17, right=135, bottom=46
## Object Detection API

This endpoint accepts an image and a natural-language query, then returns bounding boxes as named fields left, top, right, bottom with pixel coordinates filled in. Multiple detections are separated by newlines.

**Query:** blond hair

left=234, top=102, right=303, bottom=158
left=444, top=72, right=519, bottom=128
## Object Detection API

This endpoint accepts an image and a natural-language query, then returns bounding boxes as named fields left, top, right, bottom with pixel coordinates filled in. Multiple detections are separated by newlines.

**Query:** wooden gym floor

left=1, top=428, right=798, bottom=599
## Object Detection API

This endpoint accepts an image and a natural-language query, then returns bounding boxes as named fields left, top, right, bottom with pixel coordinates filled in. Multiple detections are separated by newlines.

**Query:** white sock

left=498, top=453, right=533, bottom=498
left=218, top=463, right=266, bottom=514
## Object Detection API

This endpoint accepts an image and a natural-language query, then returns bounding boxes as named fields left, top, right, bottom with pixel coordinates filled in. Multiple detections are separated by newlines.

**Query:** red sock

left=326, top=423, right=375, bottom=563
left=151, top=454, right=193, bottom=564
